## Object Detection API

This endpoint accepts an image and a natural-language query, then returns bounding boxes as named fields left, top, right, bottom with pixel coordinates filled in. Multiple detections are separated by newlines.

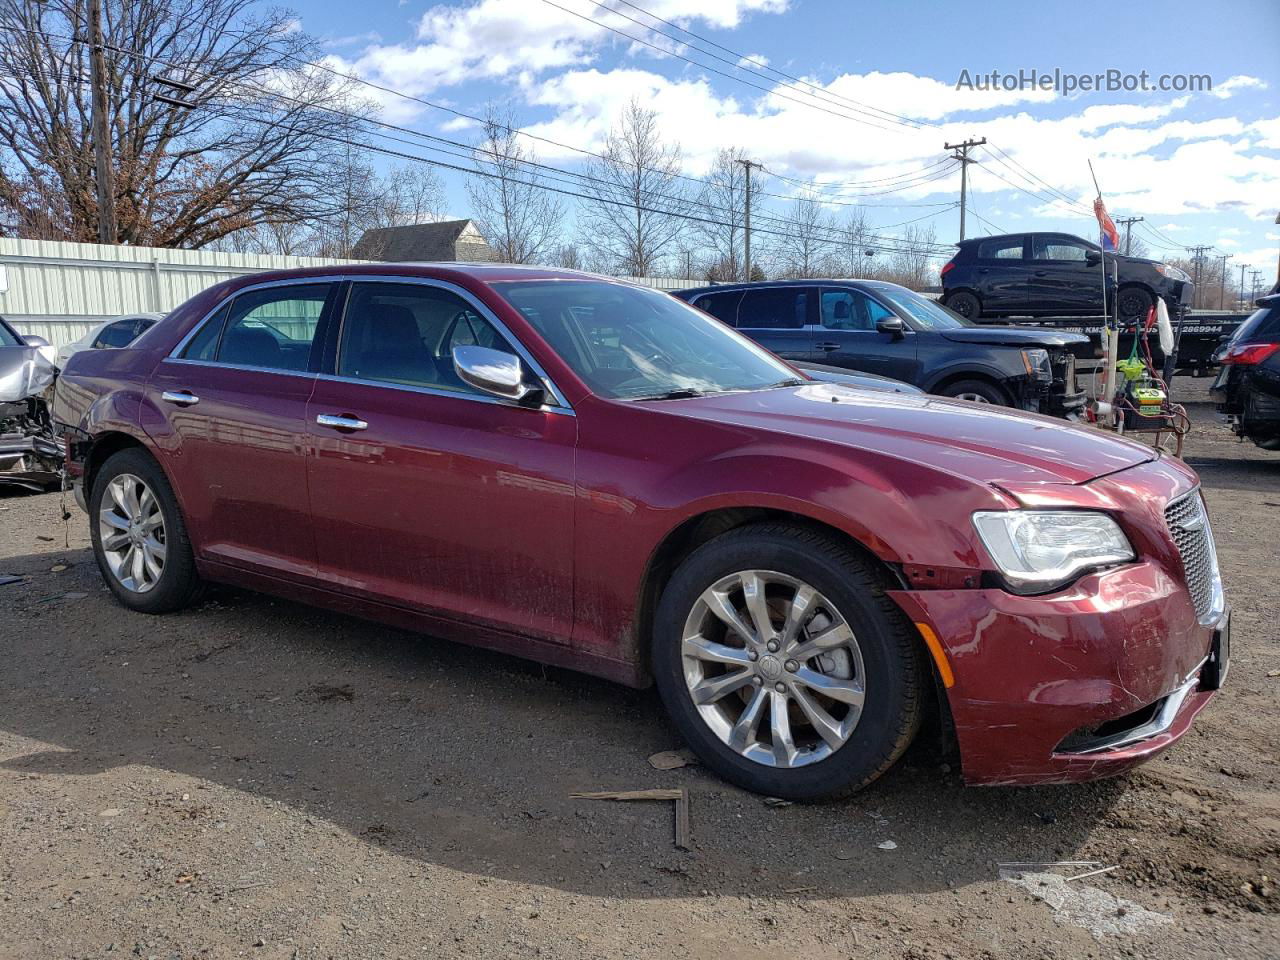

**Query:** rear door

left=733, top=286, right=816, bottom=360
left=973, top=236, right=1033, bottom=312
left=304, top=279, right=576, bottom=642
left=813, top=287, right=919, bottom=382
left=1028, top=236, right=1104, bottom=314
left=148, top=280, right=339, bottom=582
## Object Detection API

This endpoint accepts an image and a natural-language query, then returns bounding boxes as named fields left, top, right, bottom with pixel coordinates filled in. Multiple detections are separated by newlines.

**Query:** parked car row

left=675, top=279, right=1087, bottom=416
left=52, top=263, right=1229, bottom=799
left=939, top=231, right=1195, bottom=323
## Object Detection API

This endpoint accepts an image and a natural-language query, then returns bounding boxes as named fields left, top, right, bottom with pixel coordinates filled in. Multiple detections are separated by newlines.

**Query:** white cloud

left=1210, top=75, right=1267, bottom=100
left=737, top=54, right=768, bottom=68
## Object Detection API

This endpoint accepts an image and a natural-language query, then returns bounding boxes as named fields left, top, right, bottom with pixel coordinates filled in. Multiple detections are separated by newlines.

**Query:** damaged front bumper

left=891, top=560, right=1224, bottom=785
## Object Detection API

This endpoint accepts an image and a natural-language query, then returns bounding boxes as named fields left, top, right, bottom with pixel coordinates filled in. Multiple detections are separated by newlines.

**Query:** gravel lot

left=1, top=389, right=1277, bottom=960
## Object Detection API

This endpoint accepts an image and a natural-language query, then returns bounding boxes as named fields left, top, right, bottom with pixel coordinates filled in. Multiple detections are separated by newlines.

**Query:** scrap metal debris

left=571, top=788, right=690, bottom=850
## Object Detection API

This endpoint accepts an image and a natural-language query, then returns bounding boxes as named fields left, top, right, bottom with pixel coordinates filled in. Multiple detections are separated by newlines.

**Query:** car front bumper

left=891, top=560, right=1223, bottom=785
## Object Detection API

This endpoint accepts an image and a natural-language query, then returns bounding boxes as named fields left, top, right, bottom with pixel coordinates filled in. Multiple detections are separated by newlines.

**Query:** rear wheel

left=653, top=524, right=924, bottom=799
left=944, top=290, right=981, bottom=319
left=937, top=378, right=1008, bottom=405
left=90, top=448, right=203, bottom=614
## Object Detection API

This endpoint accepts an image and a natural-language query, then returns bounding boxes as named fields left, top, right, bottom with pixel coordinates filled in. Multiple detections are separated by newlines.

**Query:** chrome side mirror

left=452, top=345, right=544, bottom=407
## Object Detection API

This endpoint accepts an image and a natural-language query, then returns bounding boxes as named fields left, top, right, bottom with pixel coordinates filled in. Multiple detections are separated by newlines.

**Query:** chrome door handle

left=161, top=390, right=199, bottom=406
left=316, top=413, right=368, bottom=431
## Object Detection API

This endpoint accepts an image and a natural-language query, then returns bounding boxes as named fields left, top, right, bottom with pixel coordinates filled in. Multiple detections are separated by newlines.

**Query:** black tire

left=89, top=447, right=204, bottom=614
left=1117, top=286, right=1154, bottom=323
left=944, top=290, right=981, bottom=319
left=652, top=523, right=924, bottom=800
left=937, top=378, right=1008, bottom=405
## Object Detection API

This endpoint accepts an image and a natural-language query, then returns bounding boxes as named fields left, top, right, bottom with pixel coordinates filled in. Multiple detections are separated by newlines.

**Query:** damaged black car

left=0, top=315, right=61, bottom=491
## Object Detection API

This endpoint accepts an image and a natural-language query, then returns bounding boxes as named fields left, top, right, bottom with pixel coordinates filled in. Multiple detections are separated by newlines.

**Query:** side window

left=821, top=290, right=896, bottom=331
left=338, top=283, right=518, bottom=394
left=182, top=284, right=330, bottom=370
left=92, top=319, right=142, bottom=349
left=692, top=290, right=743, bottom=326
left=1033, top=237, right=1090, bottom=262
left=977, top=237, right=1025, bottom=260
left=737, top=287, right=809, bottom=329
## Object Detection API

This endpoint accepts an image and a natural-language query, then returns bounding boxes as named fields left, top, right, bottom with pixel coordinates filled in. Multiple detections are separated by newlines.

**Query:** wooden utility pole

left=1187, top=245, right=1212, bottom=309
left=1239, top=263, right=1249, bottom=310
left=1115, top=216, right=1143, bottom=255
left=944, top=137, right=985, bottom=241
left=88, top=0, right=116, bottom=244
left=1217, top=254, right=1232, bottom=310
left=736, top=158, right=764, bottom=281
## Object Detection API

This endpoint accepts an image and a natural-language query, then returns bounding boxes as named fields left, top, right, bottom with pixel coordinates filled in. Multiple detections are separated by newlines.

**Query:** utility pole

left=736, top=158, right=764, bottom=281
left=1216, top=254, right=1232, bottom=310
left=944, top=138, right=986, bottom=241
left=1239, top=262, right=1249, bottom=310
left=88, top=0, right=116, bottom=244
left=1187, top=245, right=1212, bottom=310
left=1251, top=269, right=1264, bottom=304
left=1115, top=216, right=1143, bottom=255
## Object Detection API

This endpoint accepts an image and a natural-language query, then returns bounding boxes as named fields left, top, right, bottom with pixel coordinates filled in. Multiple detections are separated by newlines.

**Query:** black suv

left=940, top=232, right=1195, bottom=322
left=1210, top=294, right=1280, bottom=450
left=674, top=279, right=1087, bottom=417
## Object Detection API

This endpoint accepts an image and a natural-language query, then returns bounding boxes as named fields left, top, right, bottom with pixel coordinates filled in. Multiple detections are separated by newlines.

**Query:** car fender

left=920, top=359, right=1022, bottom=393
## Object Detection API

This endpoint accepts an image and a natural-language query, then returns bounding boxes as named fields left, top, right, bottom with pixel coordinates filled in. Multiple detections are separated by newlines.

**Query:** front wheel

left=90, top=448, right=204, bottom=614
left=937, top=379, right=1008, bottom=405
left=652, top=524, right=924, bottom=799
left=944, top=290, right=981, bottom=319
left=1117, top=287, right=1154, bottom=323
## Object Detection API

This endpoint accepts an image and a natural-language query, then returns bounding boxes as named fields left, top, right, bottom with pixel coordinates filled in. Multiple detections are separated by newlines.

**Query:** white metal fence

left=0, top=238, right=691, bottom=347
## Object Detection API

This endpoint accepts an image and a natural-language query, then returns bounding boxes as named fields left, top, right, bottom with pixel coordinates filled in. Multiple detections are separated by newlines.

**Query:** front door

left=147, top=280, right=337, bottom=581
left=305, top=280, right=576, bottom=643
left=734, top=286, right=817, bottom=361
left=813, top=288, right=919, bottom=382
left=1027, top=236, right=1104, bottom=314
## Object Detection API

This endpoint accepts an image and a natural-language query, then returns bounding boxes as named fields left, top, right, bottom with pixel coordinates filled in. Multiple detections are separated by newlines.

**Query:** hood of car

left=938, top=326, right=1091, bottom=348
left=661, top=382, right=1155, bottom=487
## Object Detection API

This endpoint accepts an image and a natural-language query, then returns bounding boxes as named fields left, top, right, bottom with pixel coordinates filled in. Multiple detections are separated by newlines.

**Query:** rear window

left=691, top=290, right=743, bottom=325
left=1229, top=303, right=1280, bottom=344
left=737, top=287, right=811, bottom=329
left=977, top=238, right=1024, bottom=260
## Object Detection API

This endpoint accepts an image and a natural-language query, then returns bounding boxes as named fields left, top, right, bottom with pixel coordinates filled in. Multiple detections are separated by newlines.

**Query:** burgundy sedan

left=52, top=264, right=1229, bottom=798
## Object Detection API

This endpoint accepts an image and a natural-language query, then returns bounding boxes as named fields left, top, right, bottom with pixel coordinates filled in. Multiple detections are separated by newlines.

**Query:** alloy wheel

left=680, top=570, right=866, bottom=768
left=98, top=473, right=167, bottom=593
left=952, top=392, right=991, bottom=403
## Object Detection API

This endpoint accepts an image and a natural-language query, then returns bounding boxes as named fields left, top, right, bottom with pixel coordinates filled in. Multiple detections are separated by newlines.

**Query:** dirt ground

left=1, top=385, right=1277, bottom=960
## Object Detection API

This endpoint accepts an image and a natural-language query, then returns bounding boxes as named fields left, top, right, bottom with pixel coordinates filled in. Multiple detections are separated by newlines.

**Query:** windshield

left=872, top=286, right=971, bottom=331
left=0, top=318, right=21, bottom=348
left=492, top=280, right=801, bottom=399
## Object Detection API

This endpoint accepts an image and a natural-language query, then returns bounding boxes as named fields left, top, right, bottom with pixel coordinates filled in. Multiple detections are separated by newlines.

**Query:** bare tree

left=694, top=148, right=748, bottom=281
left=382, top=164, right=446, bottom=226
left=840, top=210, right=872, bottom=278
left=771, top=191, right=837, bottom=278
left=0, top=0, right=365, bottom=247
left=553, top=243, right=583, bottom=270
left=465, top=106, right=563, bottom=264
left=884, top=224, right=939, bottom=289
left=579, top=99, right=686, bottom=276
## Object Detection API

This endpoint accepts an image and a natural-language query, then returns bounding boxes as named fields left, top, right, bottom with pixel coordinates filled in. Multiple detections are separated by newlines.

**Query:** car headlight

left=1020, top=348, right=1051, bottom=382
left=972, top=511, right=1135, bottom=593
left=1154, top=263, right=1190, bottom=282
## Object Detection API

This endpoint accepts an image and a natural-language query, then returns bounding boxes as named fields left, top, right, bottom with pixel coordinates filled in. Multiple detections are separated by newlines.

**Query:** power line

left=595, top=0, right=931, bottom=130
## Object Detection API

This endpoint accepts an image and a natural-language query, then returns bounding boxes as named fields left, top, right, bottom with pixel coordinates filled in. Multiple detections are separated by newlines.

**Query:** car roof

left=228, top=262, right=613, bottom=288
left=675, top=278, right=914, bottom=296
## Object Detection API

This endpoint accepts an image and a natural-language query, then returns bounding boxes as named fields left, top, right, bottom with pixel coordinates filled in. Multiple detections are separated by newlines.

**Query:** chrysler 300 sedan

left=52, top=264, right=1229, bottom=798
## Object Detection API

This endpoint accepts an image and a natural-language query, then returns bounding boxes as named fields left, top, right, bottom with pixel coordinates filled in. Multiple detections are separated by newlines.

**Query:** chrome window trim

left=163, top=273, right=574, bottom=414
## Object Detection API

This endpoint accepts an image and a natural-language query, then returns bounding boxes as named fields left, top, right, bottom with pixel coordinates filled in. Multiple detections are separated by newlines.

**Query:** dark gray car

left=0, top=315, right=61, bottom=490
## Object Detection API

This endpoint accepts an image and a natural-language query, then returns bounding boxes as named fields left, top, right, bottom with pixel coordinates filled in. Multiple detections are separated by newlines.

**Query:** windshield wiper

left=628, top=388, right=706, bottom=401
left=767, top=378, right=808, bottom=388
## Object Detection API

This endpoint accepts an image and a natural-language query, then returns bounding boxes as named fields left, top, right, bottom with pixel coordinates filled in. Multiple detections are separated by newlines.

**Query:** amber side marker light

left=915, top=622, right=955, bottom=689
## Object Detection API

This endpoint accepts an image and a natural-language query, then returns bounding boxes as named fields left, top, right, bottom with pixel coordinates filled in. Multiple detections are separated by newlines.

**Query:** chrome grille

left=1164, top=490, right=1221, bottom=623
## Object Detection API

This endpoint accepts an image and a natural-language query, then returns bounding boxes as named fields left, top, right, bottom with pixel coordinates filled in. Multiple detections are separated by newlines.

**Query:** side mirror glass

left=1085, top=251, right=1103, bottom=266
left=875, top=316, right=906, bottom=339
left=452, top=345, right=545, bottom=407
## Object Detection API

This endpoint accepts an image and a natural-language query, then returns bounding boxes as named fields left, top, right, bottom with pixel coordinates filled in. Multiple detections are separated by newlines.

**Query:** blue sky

left=289, top=0, right=1279, bottom=279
